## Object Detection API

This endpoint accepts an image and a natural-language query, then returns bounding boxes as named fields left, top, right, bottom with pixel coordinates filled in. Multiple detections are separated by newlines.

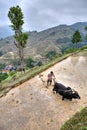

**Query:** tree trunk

left=18, top=45, right=25, bottom=73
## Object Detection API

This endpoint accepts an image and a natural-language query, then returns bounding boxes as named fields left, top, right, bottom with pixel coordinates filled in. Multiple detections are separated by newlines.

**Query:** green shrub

left=10, top=59, right=20, bottom=66
left=0, top=73, right=8, bottom=82
left=0, top=51, right=3, bottom=56
left=9, top=71, right=16, bottom=76
left=46, top=50, right=57, bottom=59
left=64, top=48, right=77, bottom=54
left=37, top=61, right=42, bottom=66
left=25, top=58, right=34, bottom=68
left=81, top=126, right=87, bottom=130
left=80, top=46, right=87, bottom=50
left=0, top=63, right=5, bottom=70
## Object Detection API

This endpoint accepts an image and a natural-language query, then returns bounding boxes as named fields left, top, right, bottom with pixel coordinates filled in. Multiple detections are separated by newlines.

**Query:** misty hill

left=0, top=22, right=87, bottom=64
left=71, top=22, right=87, bottom=34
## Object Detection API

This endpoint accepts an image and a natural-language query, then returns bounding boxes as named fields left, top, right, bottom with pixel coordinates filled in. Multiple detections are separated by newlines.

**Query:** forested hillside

left=0, top=22, right=87, bottom=65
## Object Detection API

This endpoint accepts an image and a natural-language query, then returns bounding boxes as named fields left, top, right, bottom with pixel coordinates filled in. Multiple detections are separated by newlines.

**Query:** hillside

left=0, top=50, right=87, bottom=130
left=61, top=107, right=87, bottom=130
left=0, top=22, right=87, bottom=64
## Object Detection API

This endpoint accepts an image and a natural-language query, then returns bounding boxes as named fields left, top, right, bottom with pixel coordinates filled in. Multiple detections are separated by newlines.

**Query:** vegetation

left=85, top=26, right=87, bottom=30
left=8, top=5, right=28, bottom=71
left=10, top=59, right=20, bottom=66
left=80, top=45, right=87, bottom=50
left=72, top=30, right=82, bottom=48
left=0, top=22, right=87, bottom=65
left=0, top=51, right=3, bottom=56
left=46, top=50, right=57, bottom=60
left=56, top=37, right=70, bottom=43
left=0, top=63, right=5, bottom=70
left=37, top=61, right=42, bottom=66
left=64, top=48, right=77, bottom=54
left=25, top=58, right=34, bottom=68
left=63, top=45, right=87, bottom=54
left=61, top=107, right=87, bottom=130
left=0, top=73, right=8, bottom=82
left=85, top=26, right=87, bottom=40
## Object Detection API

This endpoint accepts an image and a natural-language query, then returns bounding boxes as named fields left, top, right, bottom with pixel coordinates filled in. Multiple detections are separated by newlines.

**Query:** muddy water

left=0, top=55, right=87, bottom=130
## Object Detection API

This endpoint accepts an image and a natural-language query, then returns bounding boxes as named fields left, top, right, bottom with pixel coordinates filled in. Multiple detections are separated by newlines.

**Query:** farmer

left=47, top=71, right=55, bottom=86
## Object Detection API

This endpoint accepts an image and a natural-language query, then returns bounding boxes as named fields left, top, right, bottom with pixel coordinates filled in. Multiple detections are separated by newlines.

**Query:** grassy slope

left=61, top=107, right=87, bottom=130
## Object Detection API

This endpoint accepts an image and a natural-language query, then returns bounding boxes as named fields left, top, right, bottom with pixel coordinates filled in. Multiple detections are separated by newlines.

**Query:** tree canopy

left=85, top=26, right=87, bottom=40
left=72, top=30, right=82, bottom=44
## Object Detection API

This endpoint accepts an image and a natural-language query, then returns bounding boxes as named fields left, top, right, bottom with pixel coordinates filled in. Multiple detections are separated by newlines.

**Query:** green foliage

left=64, top=46, right=87, bottom=54
left=0, top=73, right=8, bottom=82
left=0, top=51, right=3, bottom=56
left=85, top=35, right=87, bottom=40
left=46, top=50, right=57, bottom=59
left=9, top=71, right=16, bottom=76
left=64, top=48, right=77, bottom=54
left=81, top=127, right=87, bottom=130
left=8, top=5, right=24, bottom=31
left=10, top=59, right=20, bottom=66
left=25, top=58, right=34, bottom=68
left=85, top=26, right=87, bottom=40
left=80, top=46, right=87, bottom=50
left=8, top=5, right=28, bottom=47
left=85, top=26, right=87, bottom=41
left=0, top=63, right=5, bottom=70
left=85, top=26, right=87, bottom=31
left=14, top=32, right=28, bottom=48
left=61, top=107, right=87, bottom=130
left=72, top=30, right=82, bottom=45
left=37, top=61, right=42, bottom=66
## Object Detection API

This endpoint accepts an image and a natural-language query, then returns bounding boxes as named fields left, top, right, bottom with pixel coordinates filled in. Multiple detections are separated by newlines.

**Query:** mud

left=0, top=53, right=87, bottom=130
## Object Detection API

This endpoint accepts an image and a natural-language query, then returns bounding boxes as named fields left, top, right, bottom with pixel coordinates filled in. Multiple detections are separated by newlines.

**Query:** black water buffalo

left=62, top=90, right=81, bottom=100
left=53, top=82, right=81, bottom=101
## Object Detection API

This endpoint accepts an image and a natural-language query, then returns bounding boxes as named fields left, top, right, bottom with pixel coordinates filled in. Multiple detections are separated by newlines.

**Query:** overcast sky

left=0, top=0, right=87, bottom=38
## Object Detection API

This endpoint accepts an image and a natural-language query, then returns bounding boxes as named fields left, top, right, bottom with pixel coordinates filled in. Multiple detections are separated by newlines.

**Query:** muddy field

left=0, top=51, right=87, bottom=130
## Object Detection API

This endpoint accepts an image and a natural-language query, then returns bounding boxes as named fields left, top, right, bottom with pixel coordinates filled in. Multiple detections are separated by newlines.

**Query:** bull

left=53, top=81, right=81, bottom=101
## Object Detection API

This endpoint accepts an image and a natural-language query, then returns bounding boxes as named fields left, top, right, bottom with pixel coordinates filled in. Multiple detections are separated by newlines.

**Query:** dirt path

left=0, top=52, right=87, bottom=130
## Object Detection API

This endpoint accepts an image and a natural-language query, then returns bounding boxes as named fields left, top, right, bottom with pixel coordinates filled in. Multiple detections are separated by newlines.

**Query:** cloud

left=0, top=0, right=87, bottom=37
left=21, top=0, right=87, bottom=31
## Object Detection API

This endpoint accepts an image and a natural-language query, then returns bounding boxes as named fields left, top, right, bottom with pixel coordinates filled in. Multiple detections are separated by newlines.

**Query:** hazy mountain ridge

left=0, top=22, right=87, bottom=64
left=71, top=22, right=87, bottom=34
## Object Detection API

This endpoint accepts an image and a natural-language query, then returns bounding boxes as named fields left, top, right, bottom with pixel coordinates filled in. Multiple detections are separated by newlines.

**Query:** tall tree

left=8, top=5, right=28, bottom=71
left=72, top=30, right=82, bottom=48
left=85, top=26, right=87, bottom=40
